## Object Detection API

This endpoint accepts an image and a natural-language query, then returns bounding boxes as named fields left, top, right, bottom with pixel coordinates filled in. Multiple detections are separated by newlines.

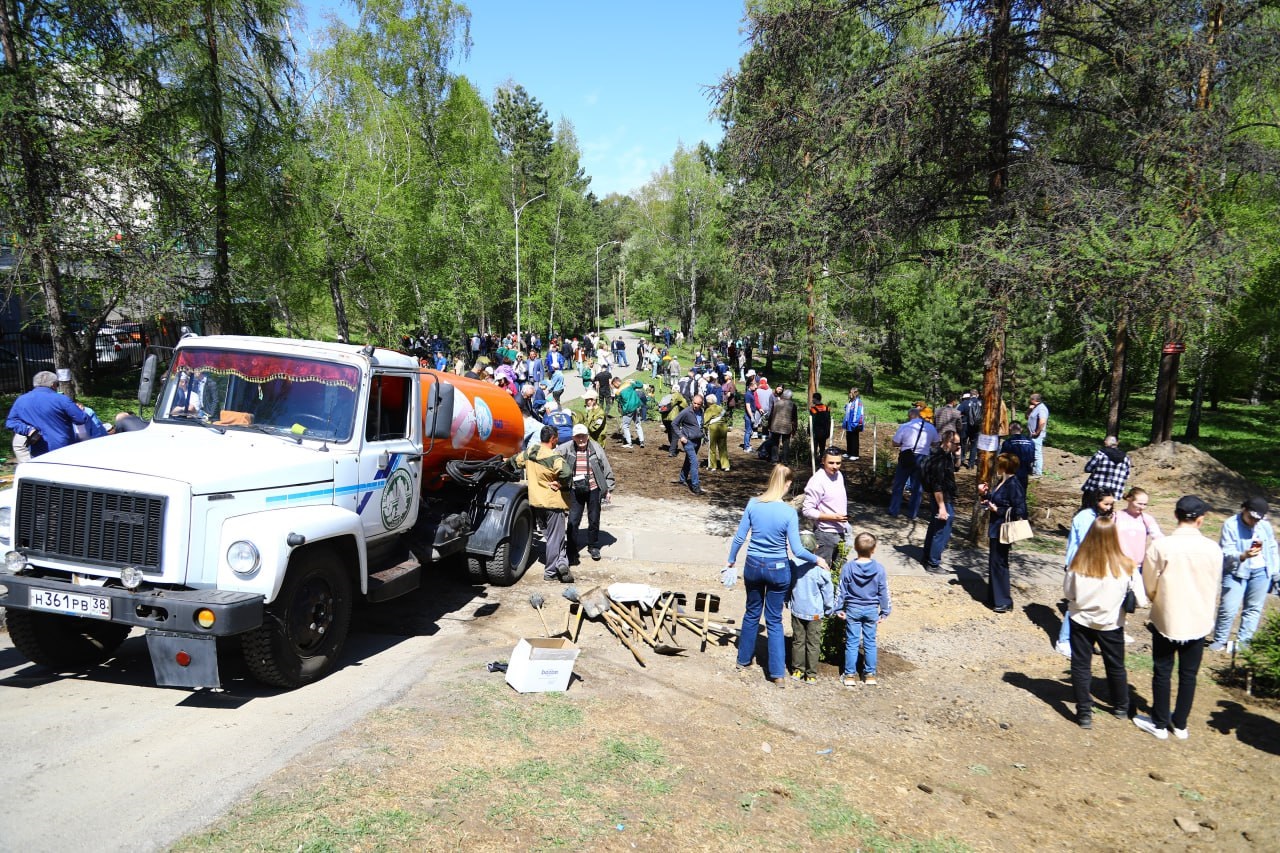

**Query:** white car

left=95, top=327, right=143, bottom=366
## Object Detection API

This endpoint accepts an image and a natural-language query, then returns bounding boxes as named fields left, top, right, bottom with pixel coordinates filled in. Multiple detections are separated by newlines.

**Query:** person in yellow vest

left=705, top=396, right=729, bottom=471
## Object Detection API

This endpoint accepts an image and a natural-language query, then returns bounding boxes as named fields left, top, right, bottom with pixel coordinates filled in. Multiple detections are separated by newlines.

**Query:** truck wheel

left=241, top=552, right=353, bottom=689
left=5, top=610, right=130, bottom=669
left=482, top=500, right=534, bottom=586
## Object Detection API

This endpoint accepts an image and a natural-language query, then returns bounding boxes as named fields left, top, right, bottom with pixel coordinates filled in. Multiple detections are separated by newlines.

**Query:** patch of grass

left=1125, top=652, right=1155, bottom=674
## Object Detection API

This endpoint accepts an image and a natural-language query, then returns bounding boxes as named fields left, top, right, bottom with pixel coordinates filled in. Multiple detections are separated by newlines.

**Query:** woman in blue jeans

left=724, top=464, right=827, bottom=686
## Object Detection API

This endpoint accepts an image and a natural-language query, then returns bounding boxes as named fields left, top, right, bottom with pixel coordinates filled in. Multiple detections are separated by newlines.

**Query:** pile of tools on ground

left=527, top=583, right=739, bottom=668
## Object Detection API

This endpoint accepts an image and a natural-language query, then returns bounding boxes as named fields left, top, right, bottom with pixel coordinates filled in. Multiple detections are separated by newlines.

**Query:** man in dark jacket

left=672, top=394, right=706, bottom=495
left=1000, top=423, right=1037, bottom=491
left=920, top=429, right=960, bottom=572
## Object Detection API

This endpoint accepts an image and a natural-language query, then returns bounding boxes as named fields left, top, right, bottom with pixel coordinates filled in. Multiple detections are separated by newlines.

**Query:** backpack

left=963, top=397, right=983, bottom=429
left=658, top=394, right=674, bottom=415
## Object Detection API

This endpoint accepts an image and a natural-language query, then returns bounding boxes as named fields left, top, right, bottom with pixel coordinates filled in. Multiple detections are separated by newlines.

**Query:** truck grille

left=16, top=481, right=166, bottom=572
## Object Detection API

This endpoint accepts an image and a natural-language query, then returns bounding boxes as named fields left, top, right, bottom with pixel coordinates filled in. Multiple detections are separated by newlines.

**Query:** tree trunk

left=1185, top=350, right=1208, bottom=440
left=327, top=258, right=349, bottom=343
left=1105, top=308, right=1128, bottom=437
left=806, top=264, right=818, bottom=401
left=1150, top=317, right=1181, bottom=444
left=1250, top=334, right=1269, bottom=405
left=203, top=1, right=235, bottom=335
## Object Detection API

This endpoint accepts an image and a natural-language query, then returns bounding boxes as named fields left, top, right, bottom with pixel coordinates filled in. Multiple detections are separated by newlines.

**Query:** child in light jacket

left=835, top=532, right=892, bottom=686
left=789, top=556, right=835, bottom=682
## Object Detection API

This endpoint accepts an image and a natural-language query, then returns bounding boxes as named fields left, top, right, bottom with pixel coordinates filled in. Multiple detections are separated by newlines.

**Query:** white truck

left=0, top=335, right=535, bottom=689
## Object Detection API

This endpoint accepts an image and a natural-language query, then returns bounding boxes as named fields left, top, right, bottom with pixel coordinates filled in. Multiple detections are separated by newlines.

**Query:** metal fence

left=0, top=314, right=189, bottom=393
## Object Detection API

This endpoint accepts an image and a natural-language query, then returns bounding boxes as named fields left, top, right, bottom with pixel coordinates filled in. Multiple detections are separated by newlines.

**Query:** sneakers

left=768, top=677, right=787, bottom=689
left=864, top=674, right=878, bottom=686
left=1077, top=713, right=1093, bottom=730
left=803, top=675, right=816, bottom=684
left=1124, top=633, right=1135, bottom=645
left=1133, top=715, right=1169, bottom=740
left=1173, top=727, right=1189, bottom=740
left=1207, top=641, right=1227, bottom=652
left=791, top=669, right=804, bottom=681
left=842, top=673, right=858, bottom=688
left=1055, top=641, right=1072, bottom=658
left=588, top=547, right=602, bottom=561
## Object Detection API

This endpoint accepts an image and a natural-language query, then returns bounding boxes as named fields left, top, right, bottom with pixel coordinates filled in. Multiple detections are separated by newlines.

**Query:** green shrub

left=1242, top=609, right=1280, bottom=697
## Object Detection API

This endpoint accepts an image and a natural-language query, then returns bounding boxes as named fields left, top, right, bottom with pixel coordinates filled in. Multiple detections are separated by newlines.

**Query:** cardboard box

left=505, top=637, right=580, bottom=693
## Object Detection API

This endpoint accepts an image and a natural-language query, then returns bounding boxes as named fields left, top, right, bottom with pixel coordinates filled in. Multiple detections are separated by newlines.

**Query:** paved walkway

left=555, top=323, right=648, bottom=406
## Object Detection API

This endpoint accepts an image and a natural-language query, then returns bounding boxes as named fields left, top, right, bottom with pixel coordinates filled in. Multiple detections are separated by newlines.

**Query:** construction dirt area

left=175, top=433, right=1279, bottom=850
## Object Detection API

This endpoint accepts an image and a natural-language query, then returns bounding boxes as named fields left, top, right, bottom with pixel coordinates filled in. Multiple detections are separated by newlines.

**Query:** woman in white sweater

left=1064, top=515, right=1136, bottom=729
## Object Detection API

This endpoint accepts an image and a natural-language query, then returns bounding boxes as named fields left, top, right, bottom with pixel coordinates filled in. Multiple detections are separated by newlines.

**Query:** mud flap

left=147, top=630, right=221, bottom=689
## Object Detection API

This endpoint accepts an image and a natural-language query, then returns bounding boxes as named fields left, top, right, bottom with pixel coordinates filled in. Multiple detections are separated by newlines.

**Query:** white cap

left=572, top=424, right=588, bottom=436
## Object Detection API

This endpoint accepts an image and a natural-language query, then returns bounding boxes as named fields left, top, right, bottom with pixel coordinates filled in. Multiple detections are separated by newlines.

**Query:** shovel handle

left=602, top=611, right=646, bottom=667
left=649, top=594, right=675, bottom=643
left=534, top=605, right=552, bottom=637
left=610, top=602, right=660, bottom=649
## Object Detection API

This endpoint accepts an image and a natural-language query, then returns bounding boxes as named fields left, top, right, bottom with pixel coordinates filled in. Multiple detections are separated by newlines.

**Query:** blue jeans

left=1031, top=434, right=1045, bottom=476
left=679, top=439, right=701, bottom=489
left=621, top=413, right=645, bottom=446
left=844, top=605, right=880, bottom=676
left=887, top=452, right=926, bottom=518
left=922, top=500, right=955, bottom=567
left=1213, top=568, right=1271, bottom=647
left=736, top=554, right=792, bottom=679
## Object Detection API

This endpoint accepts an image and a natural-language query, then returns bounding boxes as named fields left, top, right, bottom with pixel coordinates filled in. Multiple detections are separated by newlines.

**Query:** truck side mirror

left=138, top=354, right=158, bottom=405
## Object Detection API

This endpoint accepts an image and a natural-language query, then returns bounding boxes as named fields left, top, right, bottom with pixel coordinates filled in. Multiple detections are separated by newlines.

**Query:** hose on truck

left=444, top=455, right=520, bottom=487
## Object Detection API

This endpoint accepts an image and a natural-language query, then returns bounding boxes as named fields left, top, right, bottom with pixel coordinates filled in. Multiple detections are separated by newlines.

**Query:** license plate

left=29, top=589, right=111, bottom=620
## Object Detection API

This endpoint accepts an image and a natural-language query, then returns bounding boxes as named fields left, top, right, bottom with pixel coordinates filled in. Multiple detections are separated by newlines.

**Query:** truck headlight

left=226, top=540, right=260, bottom=576
left=4, top=550, right=28, bottom=574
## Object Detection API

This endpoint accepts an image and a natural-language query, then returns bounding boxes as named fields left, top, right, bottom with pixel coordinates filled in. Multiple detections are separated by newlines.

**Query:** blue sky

left=299, top=1, right=749, bottom=198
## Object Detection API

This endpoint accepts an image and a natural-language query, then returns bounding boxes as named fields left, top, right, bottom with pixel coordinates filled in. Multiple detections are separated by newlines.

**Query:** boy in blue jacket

left=835, top=532, right=892, bottom=686
left=789, top=556, right=835, bottom=683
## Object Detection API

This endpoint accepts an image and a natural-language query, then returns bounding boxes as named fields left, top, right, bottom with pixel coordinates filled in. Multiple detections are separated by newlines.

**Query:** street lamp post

left=595, top=240, right=621, bottom=335
left=513, top=192, right=544, bottom=341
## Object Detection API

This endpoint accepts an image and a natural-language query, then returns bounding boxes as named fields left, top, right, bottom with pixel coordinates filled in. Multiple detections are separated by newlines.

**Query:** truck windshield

left=156, top=347, right=360, bottom=442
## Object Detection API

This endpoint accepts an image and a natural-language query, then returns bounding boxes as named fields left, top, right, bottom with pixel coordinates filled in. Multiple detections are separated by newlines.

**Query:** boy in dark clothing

left=835, top=533, right=891, bottom=686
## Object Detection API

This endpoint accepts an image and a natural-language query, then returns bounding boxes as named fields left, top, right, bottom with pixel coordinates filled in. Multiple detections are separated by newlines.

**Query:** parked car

left=95, top=327, right=143, bottom=366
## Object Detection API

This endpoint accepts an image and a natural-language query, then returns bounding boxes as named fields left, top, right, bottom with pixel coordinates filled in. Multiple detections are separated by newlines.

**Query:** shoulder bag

left=999, top=507, right=1034, bottom=545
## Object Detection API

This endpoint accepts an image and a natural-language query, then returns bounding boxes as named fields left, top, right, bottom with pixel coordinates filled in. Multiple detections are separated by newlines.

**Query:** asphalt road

left=0, top=576, right=493, bottom=853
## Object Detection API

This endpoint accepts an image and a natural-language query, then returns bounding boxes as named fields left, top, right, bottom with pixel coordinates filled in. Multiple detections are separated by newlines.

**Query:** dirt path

left=181, top=438, right=1280, bottom=851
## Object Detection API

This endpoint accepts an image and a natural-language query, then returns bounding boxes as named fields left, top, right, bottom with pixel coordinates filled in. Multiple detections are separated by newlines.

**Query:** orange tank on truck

left=416, top=370, right=524, bottom=488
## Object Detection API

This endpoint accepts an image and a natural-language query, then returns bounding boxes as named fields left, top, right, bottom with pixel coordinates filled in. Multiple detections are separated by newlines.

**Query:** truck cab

left=0, top=336, right=532, bottom=689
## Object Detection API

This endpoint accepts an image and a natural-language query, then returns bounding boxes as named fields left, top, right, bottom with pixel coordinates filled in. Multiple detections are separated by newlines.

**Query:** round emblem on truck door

left=380, top=468, right=414, bottom=529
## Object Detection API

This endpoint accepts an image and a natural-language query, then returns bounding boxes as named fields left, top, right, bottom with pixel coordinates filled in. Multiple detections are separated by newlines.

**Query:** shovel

left=564, top=585, right=611, bottom=620
left=609, top=602, right=685, bottom=655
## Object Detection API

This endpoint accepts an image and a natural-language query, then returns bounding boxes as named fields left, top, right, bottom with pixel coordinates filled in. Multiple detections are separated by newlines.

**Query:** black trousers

left=1150, top=627, right=1205, bottom=731
left=567, top=488, right=603, bottom=556
left=845, top=427, right=860, bottom=458
left=987, top=538, right=1012, bottom=608
left=1070, top=622, right=1129, bottom=718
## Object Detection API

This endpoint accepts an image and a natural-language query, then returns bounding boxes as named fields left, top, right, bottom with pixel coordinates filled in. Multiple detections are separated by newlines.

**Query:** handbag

left=999, top=508, right=1034, bottom=545
left=1122, top=582, right=1137, bottom=614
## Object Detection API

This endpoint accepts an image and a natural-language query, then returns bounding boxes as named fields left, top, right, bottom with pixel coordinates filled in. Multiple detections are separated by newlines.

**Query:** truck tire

left=5, top=610, right=131, bottom=670
left=466, top=499, right=534, bottom=587
left=241, top=552, right=353, bottom=689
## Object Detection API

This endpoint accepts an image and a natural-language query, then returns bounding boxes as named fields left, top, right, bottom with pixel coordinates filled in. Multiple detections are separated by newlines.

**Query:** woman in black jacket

left=978, top=452, right=1028, bottom=613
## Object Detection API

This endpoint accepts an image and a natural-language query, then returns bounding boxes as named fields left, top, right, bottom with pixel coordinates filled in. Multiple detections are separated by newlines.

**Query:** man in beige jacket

left=1134, top=495, right=1223, bottom=740
left=513, top=425, right=573, bottom=583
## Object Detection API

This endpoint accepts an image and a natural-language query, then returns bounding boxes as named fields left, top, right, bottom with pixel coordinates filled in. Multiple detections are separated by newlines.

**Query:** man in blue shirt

left=887, top=407, right=938, bottom=519
left=1000, top=423, right=1037, bottom=490
left=1209, top=496, right=1278, bottom=651
left=6, top=371, right=88, bottom=460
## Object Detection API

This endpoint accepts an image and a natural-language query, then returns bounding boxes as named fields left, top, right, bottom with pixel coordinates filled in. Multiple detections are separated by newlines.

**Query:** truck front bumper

left=0, top=572, right=264, bottom=636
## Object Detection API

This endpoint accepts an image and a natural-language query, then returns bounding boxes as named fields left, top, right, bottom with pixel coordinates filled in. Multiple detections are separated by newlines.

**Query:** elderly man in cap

left=512, top=425, right=573, bottom=582
left=1133, top=495, right=1223, bottom=740
left=557, top=423, right=615, bottom=563
left=5, top=371, right=88, bottom=461
left=1209, top=496, right=1277, bottom=652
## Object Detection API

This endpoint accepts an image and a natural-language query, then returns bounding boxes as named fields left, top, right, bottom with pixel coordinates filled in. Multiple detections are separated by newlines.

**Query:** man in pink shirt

left=803, top=447, right=849, bottom=563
